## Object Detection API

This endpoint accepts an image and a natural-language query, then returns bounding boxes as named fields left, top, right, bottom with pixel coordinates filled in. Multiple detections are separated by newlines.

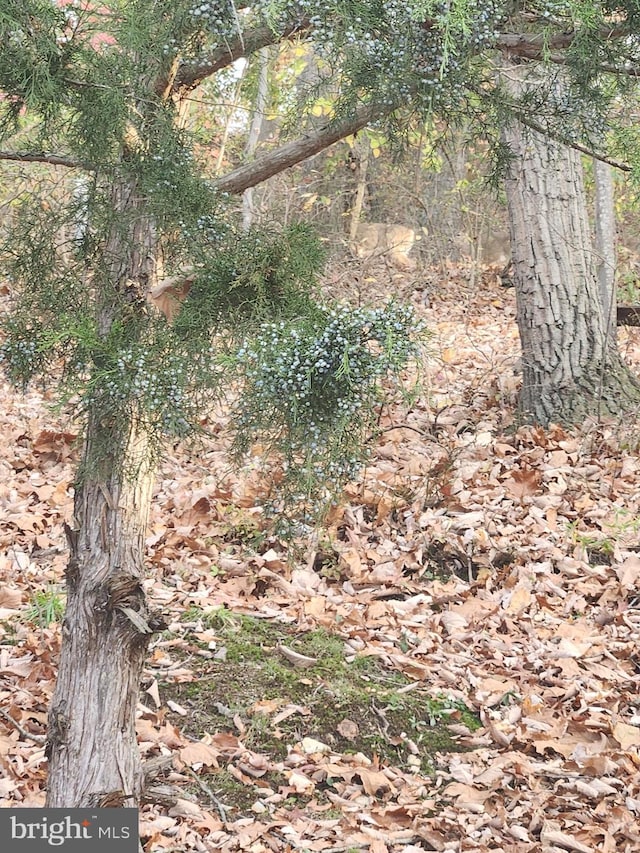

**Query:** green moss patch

left=163, top=609, right=479, bottom=816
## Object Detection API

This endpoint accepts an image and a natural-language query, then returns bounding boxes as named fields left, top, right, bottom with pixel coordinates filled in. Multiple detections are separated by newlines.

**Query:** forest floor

left=2, top=261, right=640, bottom=852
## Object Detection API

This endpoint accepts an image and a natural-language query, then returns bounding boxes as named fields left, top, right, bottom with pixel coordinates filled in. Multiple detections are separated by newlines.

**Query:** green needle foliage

left=0, top=195, right=423, bottom=505
left=232, top=301, right=424, bottom=521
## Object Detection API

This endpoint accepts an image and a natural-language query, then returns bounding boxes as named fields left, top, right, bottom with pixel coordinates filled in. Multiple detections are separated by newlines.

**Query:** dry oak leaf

left=339, top=547, right=363, bottom=576
left=443, top=782, right=492, bottom=811
left=503, top=584, right=532, bottom=614
left=179, top=742, right=219, bottom=768
left=356, top=767, right=394, bottom=798
left=0, top=588, right=22, bottom=609
left=272, top=703, right=310, bottom=724
left=615, top=555, right=640, bottom=590
left=168, top=798, right=203, bottom=818
left=301, top=737, right=331, bottom=755
left=503, top=466, right=541, bottom=500
left=277, top=644, right=318, bottom=668
left=286, top=769, right=315, bottom=794
left=337, top=719, right=359, bottom=740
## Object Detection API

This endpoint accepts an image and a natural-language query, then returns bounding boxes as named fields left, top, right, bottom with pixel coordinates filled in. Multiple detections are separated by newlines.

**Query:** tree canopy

left=3, top=2, right=640, bottom=173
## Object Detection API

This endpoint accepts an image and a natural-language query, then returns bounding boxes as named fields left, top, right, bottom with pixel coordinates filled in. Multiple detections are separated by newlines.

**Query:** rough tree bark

left=503, top=108, right=640, bottom=425
left=46, top=427, right=159, bottom=806
left=45, top=176, right=165, bottom=807
left=594, top=158, right=617, bottom=337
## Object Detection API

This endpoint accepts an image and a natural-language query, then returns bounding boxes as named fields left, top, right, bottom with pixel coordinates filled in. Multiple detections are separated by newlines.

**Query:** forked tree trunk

left=45, top=177, right=164, bottom=807
left=503, top=116, right=640, bottom=425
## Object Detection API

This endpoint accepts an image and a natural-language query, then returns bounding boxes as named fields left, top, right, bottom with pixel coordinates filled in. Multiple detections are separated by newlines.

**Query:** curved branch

left=514, top=113, right=631, bottom=171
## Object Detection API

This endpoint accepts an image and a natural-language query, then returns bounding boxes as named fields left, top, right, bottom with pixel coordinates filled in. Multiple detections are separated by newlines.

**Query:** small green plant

left=26, top=587, right=65, bottom=627
left=604, top=508, right=640, bottom=544
left=566, top=511, right=640, bottom=561
left=412, top=694, right=482, bottom=730
left=617, top=273, right=640, bottom=305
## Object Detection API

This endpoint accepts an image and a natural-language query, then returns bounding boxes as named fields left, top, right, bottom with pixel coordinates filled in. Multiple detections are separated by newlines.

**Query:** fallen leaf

left=357, top=767, right=393, bottom=798
left=540, top=822, right=594, bottom=852
left=337, top=719, right=359, bottom=740
left=179, top=742, right=219, bottom=768
left=612, top=721, right=640, bottom=749
left=276, top=644, right=318, bottom=668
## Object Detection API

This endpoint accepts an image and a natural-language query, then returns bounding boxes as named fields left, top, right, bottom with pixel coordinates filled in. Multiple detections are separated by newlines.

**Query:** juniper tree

left=2, top=0, right=640, bottom=810
left=0, top=0, right=428, bottom=808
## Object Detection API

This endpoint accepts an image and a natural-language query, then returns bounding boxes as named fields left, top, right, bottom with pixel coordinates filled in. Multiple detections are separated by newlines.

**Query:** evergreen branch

left=0, top=150, right=85, bottom=169
left=509, top=47, right=640, bottom=79
left=494, top=23, right=630, bottom=55
left=173, top=17, right=310, bottom=94
left=513, top=113, right=631, bottom=172
left=213, top=99, right=393, bottom=195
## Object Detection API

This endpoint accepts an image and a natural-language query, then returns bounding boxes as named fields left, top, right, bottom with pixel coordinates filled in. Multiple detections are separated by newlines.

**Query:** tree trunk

left=45, top=177, right=164, bottom=807
left=503, top=117, right=640, bottom=425
left=242, top=48, right=271, bottom=230
left=594, top=158, right=617, bottom=338
left=348, top=139, right=370, bottom=242
left=46, top=427, right=159, bottom=807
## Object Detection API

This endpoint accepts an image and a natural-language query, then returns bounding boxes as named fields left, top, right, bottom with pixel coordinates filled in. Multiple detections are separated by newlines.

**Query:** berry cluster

left=91, top=344, right=196, bottom=438
left=233, top=300, right=423, bottom=516
left=0, top=337, right=40, bottom=386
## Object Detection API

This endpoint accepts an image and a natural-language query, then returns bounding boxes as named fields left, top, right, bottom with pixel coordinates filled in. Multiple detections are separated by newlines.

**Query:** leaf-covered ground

left=2, top=267, right=640, bottom=852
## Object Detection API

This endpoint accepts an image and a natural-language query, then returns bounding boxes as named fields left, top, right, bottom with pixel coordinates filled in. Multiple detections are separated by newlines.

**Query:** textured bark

left=45, top=435, right=159, bottom=807
left=503, top=115, right=640, bottom=426
left=348, top=139, right=370, bottom=242
left=242, top=48, right=271, bottom=230
left=45, top=177, right=164, bottom=807
left=173, top=18, right=309, bottom=95
left=594, top=159, right=617, bottom=337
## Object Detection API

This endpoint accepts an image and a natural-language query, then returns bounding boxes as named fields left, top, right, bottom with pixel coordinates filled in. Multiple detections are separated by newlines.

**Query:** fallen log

left=617, top=305, right=640, bottom=326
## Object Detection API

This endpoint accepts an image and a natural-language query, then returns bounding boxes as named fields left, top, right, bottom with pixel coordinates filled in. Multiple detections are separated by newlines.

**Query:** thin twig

left=0, top=707, right=47, bottom=744
left=184, top=767, right=230, bottom=821
left=379, top=423, right=429, bottom=436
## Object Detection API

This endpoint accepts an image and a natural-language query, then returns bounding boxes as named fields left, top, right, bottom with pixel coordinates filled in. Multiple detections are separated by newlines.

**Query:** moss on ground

left=163, top=608, right=479, bottom=816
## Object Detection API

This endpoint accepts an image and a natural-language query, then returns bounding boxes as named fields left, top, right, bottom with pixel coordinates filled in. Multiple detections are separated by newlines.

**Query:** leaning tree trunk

left=45, top=177, right=164, bottom=807
left=503, top=118, right=640, bottom=425
left=242, top=47, right=271, bottom=230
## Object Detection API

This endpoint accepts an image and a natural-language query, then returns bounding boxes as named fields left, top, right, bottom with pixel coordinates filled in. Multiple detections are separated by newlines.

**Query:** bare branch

left=173, top=17, right=310, bottom=95
left=0, top=150, right=85, bottom=169
left=513, top=113, right=631, bottom=172
left=508, top=47, right=640, bottom=79
left=0, top=707, right=47, bottom=745
left=214, top=100, right=393, bottom=195
left=494, top=23, right=629, bottom=55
